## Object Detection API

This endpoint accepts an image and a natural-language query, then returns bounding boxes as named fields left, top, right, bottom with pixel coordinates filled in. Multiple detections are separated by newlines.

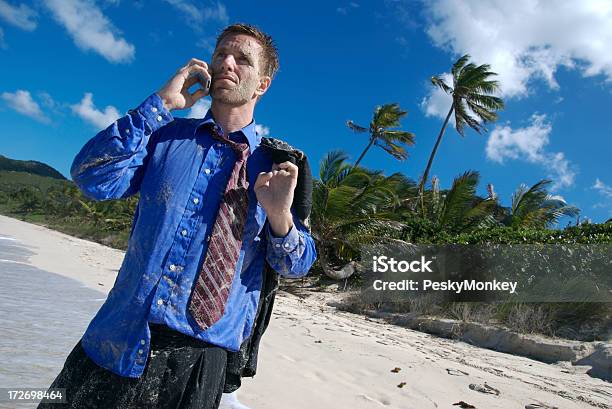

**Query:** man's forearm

left=265, top=215, right=317, bottom=278
left=266, top=209, right=293, bottom=237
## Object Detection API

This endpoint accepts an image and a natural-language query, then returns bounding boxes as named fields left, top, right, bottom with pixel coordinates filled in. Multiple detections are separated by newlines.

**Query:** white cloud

left=0, top=27, right=6, bottom=49
left=593, top=178, right=612, bottom=198
left=42, top=0, right=135, bottom=63
left=486, top=114, right=550, bottom=162
left=1, top=89, right=49, bottom=123
left=196, top=36, right=215, bottom=54
left=592, top=178, right=612, bottom=216
left=423, top=0, right=612, bottom=98
left=187, top=98, right=211, bottom=118
left=71, top=92, right=120, bottom=129
left=548, top=194, right=566, bottom=202
left=164, top=0, right=229, bottom=32
left=337, top=2, right=359, bottom=15
left=0, top=0, right=37, bottom=31
left=255, top=124, right=270, bottom=137
left=486, top=114, right=576, bottom=190
left=38, top=91, right=57, bottom=109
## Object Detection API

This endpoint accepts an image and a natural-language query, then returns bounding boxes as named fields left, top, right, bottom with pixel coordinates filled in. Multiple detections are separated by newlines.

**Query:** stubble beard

left=210, top=76, right=258, bottom=106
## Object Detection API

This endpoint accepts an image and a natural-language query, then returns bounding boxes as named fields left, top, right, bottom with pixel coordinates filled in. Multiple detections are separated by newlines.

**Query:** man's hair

left=215, top=23, right=279, bottom=79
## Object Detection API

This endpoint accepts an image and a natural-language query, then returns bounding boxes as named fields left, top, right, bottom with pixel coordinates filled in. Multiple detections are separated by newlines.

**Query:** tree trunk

left=353, top=136, right=376, bottom=169
left=418, top=105, right=455, bottom=199
left=318, top=248, right=357, bottom=280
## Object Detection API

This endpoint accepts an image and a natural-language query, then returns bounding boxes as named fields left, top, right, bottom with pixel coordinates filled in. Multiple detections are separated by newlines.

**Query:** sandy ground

left=1, top=214, right=610, bottom=409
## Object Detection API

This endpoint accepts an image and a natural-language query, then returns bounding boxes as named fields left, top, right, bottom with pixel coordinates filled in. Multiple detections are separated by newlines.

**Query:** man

left=39, top=23, right=316, bottom=409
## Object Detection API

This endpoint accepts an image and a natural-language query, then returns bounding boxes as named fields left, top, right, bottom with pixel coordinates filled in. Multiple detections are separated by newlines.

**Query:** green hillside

left=0, top=170, right=69, bottom=193
left=0, top=154, right=67, bottom=180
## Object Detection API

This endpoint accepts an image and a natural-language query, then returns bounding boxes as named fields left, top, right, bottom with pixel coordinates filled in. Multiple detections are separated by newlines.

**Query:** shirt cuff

left=133, top=93, right=173, bottom=133
left=267, top=223, right=300, bottom=254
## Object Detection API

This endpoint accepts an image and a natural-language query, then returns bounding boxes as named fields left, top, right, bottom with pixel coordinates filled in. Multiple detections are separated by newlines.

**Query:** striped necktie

left=188, top=124, right=250, bottom=329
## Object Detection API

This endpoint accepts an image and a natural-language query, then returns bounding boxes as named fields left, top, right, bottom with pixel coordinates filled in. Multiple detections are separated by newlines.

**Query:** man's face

left=210, top=33, right=266, bottom=106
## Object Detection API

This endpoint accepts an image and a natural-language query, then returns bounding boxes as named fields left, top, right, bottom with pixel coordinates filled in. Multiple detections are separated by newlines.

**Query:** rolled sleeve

left=265, top=217, right=317, bottom=278
left=267, top=223, right=301, bottom=254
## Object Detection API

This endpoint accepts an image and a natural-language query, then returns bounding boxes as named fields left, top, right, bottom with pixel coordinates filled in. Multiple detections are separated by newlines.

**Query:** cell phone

left=205, top=67, right=213, bottom=92
left=199, top=73, right=211, bottom=93
left=206, top=72, right=213, bottom=92
left=190, top=71, right=211, bottom=93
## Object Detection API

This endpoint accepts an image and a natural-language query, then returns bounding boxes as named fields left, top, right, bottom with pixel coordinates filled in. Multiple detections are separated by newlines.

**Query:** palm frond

left=372, top=103, right=407, bottom=129
left=346, top=120, right=368, bottom=133
left=438, top=170, right=480, bottom=227
left=319, top=150, right=350, bottom=186
left=511, top=180, right=551, bottom=217
left=507, top=179, right=581, bottom=228
left=451, top=54, right=471, bottom=78
left=431, top=76, right=452, bottom=94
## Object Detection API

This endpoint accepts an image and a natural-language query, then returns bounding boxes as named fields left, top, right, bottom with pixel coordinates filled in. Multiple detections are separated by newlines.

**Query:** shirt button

left=157, top=299, right=164, bottom=306
left=193, top=197, right=199, bottom=204
left=156, top=115, right=162, bottom=122
left=151, top=106, right=158, bottom=113
left=169, top=264, right=176, bottom=272
left=284, top=243, right=290, bottom=248
left=275, top=243, right=281, bottom=248
left=206, top=235, right=211, bottom=242
left=140, top=339, right=145, bottom=345
left=125, top=129, right=130, bottom=134
left=138, top=349, right=144, bottom=354
left=204, top=168, right=211, bottom=175
left=181, top=229, right=188, bottom=236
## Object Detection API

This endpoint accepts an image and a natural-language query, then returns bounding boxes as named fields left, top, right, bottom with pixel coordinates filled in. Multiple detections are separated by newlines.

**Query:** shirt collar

left=195, top=109, right=262, bottom=150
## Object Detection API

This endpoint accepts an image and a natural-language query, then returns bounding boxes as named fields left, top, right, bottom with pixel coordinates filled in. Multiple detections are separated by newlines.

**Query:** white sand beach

left=0, top=214, right=610, bottom=409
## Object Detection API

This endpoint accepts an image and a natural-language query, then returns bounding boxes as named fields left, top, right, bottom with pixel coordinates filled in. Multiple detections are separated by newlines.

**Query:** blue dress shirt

left=70, top=93, right=317, bottom=378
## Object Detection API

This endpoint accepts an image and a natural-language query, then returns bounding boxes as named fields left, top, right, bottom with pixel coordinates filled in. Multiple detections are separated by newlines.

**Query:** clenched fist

left=255, top=161, right=298, bottom=236
left=157, top=58, right=212, bottom=111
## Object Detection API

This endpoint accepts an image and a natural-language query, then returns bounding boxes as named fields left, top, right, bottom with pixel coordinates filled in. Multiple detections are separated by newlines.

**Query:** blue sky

left=1, top=0, right=611, bottom=224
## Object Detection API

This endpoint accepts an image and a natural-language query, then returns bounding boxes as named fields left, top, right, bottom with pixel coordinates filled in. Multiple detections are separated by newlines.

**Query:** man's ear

left=255, top=75, right=272, bottom=97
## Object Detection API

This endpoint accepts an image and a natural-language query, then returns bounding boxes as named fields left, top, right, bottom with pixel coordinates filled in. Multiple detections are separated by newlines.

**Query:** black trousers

left=37, top=323, right=228, bottom=409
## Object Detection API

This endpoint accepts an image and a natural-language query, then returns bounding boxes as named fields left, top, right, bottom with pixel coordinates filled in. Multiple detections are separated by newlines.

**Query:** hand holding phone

left=157, top=58, right=212, bottom=111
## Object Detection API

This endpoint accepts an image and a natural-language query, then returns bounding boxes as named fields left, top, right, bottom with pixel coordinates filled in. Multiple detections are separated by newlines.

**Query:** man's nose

left=220, top=54, right=236, bottom=71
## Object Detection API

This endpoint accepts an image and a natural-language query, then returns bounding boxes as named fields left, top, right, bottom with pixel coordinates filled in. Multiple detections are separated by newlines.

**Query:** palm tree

left=346, top=103, right=415, bottom=169
left=504, top=180, right=580, bottom=229
left=312, top=150, right=415, bottom=279
left=13, top=186, right=43, bottom=213
left=418, top=54, right=504, bottom=199
left=421, top=171, right=499, bottom=234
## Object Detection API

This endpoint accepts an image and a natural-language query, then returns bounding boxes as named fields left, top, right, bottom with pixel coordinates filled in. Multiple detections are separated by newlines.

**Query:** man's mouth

left=215, top=75, right=237, bottom=84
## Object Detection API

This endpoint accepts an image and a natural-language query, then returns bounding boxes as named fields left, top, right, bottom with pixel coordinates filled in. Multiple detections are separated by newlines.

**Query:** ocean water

left=0, top=234, right=250, bottom=409
left=0, top=234, right=105, bottom=408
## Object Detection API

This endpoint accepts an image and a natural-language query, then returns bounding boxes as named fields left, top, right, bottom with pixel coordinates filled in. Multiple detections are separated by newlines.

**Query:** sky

left=0, top=0, right=611, bottom=224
